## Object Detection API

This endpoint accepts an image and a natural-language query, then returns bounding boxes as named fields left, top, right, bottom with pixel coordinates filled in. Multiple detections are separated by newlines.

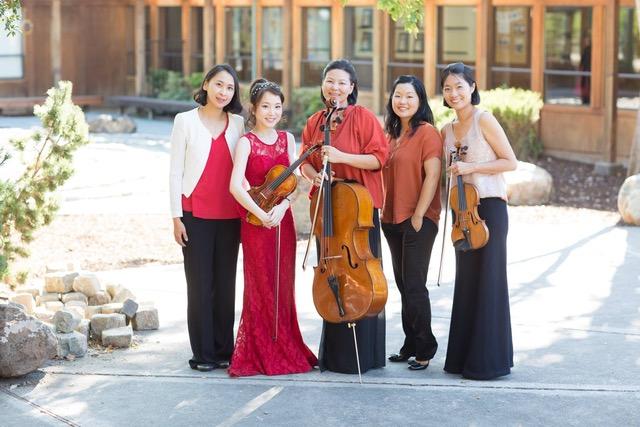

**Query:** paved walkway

left=1, top=114, right=639, bottom=426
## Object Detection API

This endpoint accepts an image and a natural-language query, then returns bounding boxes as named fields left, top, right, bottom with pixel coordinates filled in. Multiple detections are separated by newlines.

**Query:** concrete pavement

left=1, top=114, right=639, bottom=426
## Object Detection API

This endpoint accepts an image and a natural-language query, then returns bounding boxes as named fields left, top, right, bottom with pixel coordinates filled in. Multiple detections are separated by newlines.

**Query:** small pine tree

left=0, top=81, right=90, bottom=280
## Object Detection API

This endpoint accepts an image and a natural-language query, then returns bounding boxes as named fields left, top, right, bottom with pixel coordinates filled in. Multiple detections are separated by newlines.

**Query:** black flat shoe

left=217, top=361, right=230, bottom=369
left=388, top=353, right=411, bottom=362
left=195, top=363, right=219, bottom=372
left=408, top=360, right=430, bottom=371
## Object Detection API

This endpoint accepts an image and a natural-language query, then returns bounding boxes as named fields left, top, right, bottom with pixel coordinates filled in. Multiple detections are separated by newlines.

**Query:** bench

left=106, top=96, right=197, bottom=118
left=0, top=95, right=103, bottom=112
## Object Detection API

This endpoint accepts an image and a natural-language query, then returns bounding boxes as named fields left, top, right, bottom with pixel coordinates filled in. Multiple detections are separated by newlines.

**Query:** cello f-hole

left=341, top=244, right=359, bottom=269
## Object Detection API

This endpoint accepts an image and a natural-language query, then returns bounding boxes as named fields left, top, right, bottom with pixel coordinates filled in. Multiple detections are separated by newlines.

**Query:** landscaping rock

left=101, top=326, right=133, bottom=348
left=75, top=319, right=90, bottom=340
left=121, top=299, right=139, bottom=319
left=132, top=307, right=159, bottom=331
left=101, top=302, right=124, bottom=315
left=14, top=286, right=40, bottom=298
left=505, top=161, right=553, bottom=206
left=44, top=272, right=78, bottom=293
left=65, top=305, right=86, bottom=319
left=53, top=309, right=82, bottom=333
left=36, top=293, right=61, bottom=306
left=10, top=293, right=35, bottom=315
left=85, top=305, right=102, bottom=319
left=44, top=301, right=64, bottom=312
left=88, top=291, right=111, bottom=306
left=90, top=313, right=126, bottom=340
left=618, top=174, right=640, bottom=226
left=112, top=287, right=136, bottom=304
left=72, top=273, right=101, bottom=297
left=89, top=114, right=136, bottom=133
left=106, top=283, right=121, bottom=299
left=56, top=331, right=88, bottom=358
left=61, top=292, right=88, bottom=305
left=0, top=301, right=57, bottom=378
left=33, top=307, right=55, bottom=324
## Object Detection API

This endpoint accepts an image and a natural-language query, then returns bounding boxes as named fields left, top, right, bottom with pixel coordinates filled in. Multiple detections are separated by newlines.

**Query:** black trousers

left=382, top=218, right=438, bottom=361
left=181, top=212, right=240, bottom=364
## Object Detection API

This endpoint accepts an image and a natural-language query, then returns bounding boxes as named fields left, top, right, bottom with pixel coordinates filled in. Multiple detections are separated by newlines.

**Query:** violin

left=449, top=144, right=489, bottom=251
left=304, top=101, right=387, bottom=324
left=246, top=144, right=319, bottom=226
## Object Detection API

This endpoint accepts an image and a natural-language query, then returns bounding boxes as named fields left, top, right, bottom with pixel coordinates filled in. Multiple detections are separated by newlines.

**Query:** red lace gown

left=228, top=131, right=318, bottom=377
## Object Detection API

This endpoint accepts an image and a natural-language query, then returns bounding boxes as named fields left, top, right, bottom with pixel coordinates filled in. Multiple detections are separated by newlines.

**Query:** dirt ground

left=12, top=155, right=625, bottom=279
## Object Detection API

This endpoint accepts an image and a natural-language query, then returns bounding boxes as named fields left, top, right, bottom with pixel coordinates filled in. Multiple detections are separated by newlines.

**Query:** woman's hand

left=447, top=161, right=475, bottom=176
left=320, top=145, right=344, bottom=164
left=263, top=200, right=289, bottom=228
left=173, top=218, right=188, bottom=247
left=410, top=214, right=423, bottom=232
left=312, top=169, right=335, bottom=187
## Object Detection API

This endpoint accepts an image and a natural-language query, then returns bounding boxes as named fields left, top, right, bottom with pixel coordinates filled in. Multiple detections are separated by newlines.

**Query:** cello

left=303, top=102, right=388, bottom=325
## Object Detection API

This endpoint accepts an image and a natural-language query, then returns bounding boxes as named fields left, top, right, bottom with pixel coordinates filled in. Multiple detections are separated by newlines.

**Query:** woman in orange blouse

left=300, top=59, right=389, bottom=374
left=382, top=75, right=442, bottom=371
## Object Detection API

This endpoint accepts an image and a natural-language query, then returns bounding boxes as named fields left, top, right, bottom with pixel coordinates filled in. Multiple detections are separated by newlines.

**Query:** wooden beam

left=530, top=2, right=544, bottom=94
left=135, top=0, right=146, bottom=95
left=215, top=2, right=225, bottom=64
left=476, top=0, right=490, bottom=89
left=424, top=0, right=437, bottom=96
left=51, top=0, right=61, bottom=84
left=331, top=4, right=344, bottom=59
left=255, top=1, right=263, bottom=78
left=150, top=3, right=160, bottom=69
left=602, top=0, right=619, bottom=162
left=292, top=6, right=301, bottom=87
left=282, top=0, right=292, bottom=102
left=203, top=0, right=214, bottom=71
left=372, top=8, right=383, bottom=114
left=181, top=1, right=192, bottom=76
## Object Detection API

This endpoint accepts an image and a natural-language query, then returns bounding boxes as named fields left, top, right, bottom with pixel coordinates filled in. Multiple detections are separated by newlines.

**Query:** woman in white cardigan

left=169, top=64, right=245, bottom=372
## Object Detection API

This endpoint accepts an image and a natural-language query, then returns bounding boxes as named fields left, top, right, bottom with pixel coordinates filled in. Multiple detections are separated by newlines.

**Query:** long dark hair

left=440, top=62, right=480, bottom=108
left=193, top=64, right=243, bottom=113
left=321, top=59, right=358, bottom=106
left=384, top=75, right=434, bottom=139
left=246, top=78, right=284, bottom=128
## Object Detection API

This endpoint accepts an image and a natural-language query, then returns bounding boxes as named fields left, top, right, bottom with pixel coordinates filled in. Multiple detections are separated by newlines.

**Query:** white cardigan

left=169, top=108, right=245, bottom=218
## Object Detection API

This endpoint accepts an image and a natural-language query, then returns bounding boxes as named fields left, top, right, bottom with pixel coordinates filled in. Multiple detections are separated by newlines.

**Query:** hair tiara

left=251, top=81, right=280, bottom=97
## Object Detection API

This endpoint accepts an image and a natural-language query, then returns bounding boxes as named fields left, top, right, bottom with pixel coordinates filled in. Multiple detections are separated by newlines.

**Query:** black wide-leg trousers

left=382, top=218, right=439, bottom=361
left=181, top=212, right=240, bottom=365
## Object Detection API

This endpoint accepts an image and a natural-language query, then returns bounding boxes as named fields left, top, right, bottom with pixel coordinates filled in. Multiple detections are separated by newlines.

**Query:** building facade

left=1, top=0, right=637, bottom=164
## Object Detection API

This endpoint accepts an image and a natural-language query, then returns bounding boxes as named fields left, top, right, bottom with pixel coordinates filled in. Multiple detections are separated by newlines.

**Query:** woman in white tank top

left=439, top=62, right=518, bottom=380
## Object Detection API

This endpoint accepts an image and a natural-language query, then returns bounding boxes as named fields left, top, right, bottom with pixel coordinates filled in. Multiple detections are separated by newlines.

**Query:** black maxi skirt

left=318, top=209, right=386, bottom=374
left=444, top=198, right=513, bottom=380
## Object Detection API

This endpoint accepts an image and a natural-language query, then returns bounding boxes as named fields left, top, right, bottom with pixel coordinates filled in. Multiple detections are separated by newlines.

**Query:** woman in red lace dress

left=228, top=79, right=317, bottom=376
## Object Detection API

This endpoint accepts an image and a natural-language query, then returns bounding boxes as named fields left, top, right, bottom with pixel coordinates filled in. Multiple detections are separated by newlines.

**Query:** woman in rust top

left=382, top=75, right=442, bottom=371
left=300, top=59, right=389, bottom=374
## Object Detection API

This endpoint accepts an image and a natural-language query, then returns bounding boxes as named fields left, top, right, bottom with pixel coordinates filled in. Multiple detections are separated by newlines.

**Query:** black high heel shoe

left=388, top=353, right=411, bottom=362
left=408, top=360, right=430, bottom=371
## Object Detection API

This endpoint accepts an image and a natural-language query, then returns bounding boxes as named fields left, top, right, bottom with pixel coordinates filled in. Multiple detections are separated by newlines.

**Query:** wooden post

left=476, top=0, right=490, bottom=90
left=372, top=8, right=384, bottom=114
left=134, top=0, right=146, bottom=95
left=292, top=6, right=301, bottom=87
left=282, top=0, right=292, bottom=102
left=150, top=2, right=160, bottom=70
left=215, top=2, right=225, bottom=65
left=203, top=0, right=214, bottom=71
left=424, top=0, right=437, bottom=97
left=51, top=0, right=61, bottom=85
left=331, top=4, right=344, bottom=59
left=182, top=1, right=192, bottom=76
left=602, top=0, right=619, bottom=165
left=254, top=0, right=262, bottom=79
left=531, top=3, right=544, bottom=94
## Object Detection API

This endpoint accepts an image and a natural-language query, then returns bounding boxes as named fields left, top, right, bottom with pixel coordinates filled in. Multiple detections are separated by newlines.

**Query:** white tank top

left=443, top=109, right=508, bottom=201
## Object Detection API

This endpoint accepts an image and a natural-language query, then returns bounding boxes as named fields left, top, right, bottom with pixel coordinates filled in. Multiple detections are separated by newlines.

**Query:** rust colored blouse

left=382, top=123, right=443, bottom=225
left=300, top=105, right=389, bottom=209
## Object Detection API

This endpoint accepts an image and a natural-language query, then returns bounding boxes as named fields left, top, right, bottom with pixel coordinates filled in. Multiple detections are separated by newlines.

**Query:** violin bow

left=436, top=148, right=457, bottom=287
left=302, top=154, right=329, bottom=270
left=273, top=224, right=281, bottom=341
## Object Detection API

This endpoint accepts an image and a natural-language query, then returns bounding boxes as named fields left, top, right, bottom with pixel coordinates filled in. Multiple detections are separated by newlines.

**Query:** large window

left=388, top=18, right=423, bottom=90
left=0, top=18, right=24, bottom=79
left=618, top=7, right=640, bottom=109
left=344, top=7, right=373, bottom=90
left=301, top=7, right=331, bottom=87
left=544, top=7, right=592, bottom=106
left=225, top=7, right=252, bottom=82
left=491, top=7, right=531, bottom=89
left=437, top=6, right=477, bottom=92
left=191, top=7, right=204, bottom=73
left=262, top=7, right=283, bottom=84
left=159, top=7, right=182, bottom=72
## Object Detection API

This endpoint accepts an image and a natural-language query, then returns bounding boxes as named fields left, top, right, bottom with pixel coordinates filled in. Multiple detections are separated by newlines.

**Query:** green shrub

left=431, top=88, right=543, bottom=162
left=147, top=69, right=170, bottom=97
left=158, top=71, right=192, bottom=100
left=287, top=87, right=324, bottom=136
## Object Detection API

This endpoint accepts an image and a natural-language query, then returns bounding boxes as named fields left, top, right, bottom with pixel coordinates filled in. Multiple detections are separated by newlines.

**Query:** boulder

left=56, top=331, right=88, bottom=358
left=88, top=114, right=137, bottom=134
left=102, top=326, right=133, bottom=348
left=36, top=293, right=61, bottom=306
left=504, top=161, right=553, bottom=206
left=14, top=286, right=40, bottom=298
left=90, top=313, right=126, bottom=340
left=53, top=309, right=82, bottom=333
left=44, top=272, right=78, bottom=294
left=33, top=307, right=55, bottom=324
left=112, top=287, right=136, bottom=304
left=72, top=273, right=101, bottom=298
left=618, top=174, right=640, bottom=226
left=44, top=301, right=64, bottom=312
left=75, top=319, right=90, bottom=340
left=10, top=293, right=35, bottom=314
left=85, top=305, right=102, bottom=319
left=106, top=282, right=122, bottom=299
left=121, top=299, right=139, bottom=319
left=132, top=307, right=159, bottom=331
left=101, top=302, right=124, bottom=315
left=88, top=291, right=111, bottom=306
left=61, top=292, right=89, bottom=305
left=0, top=302, right=57, bottom=378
